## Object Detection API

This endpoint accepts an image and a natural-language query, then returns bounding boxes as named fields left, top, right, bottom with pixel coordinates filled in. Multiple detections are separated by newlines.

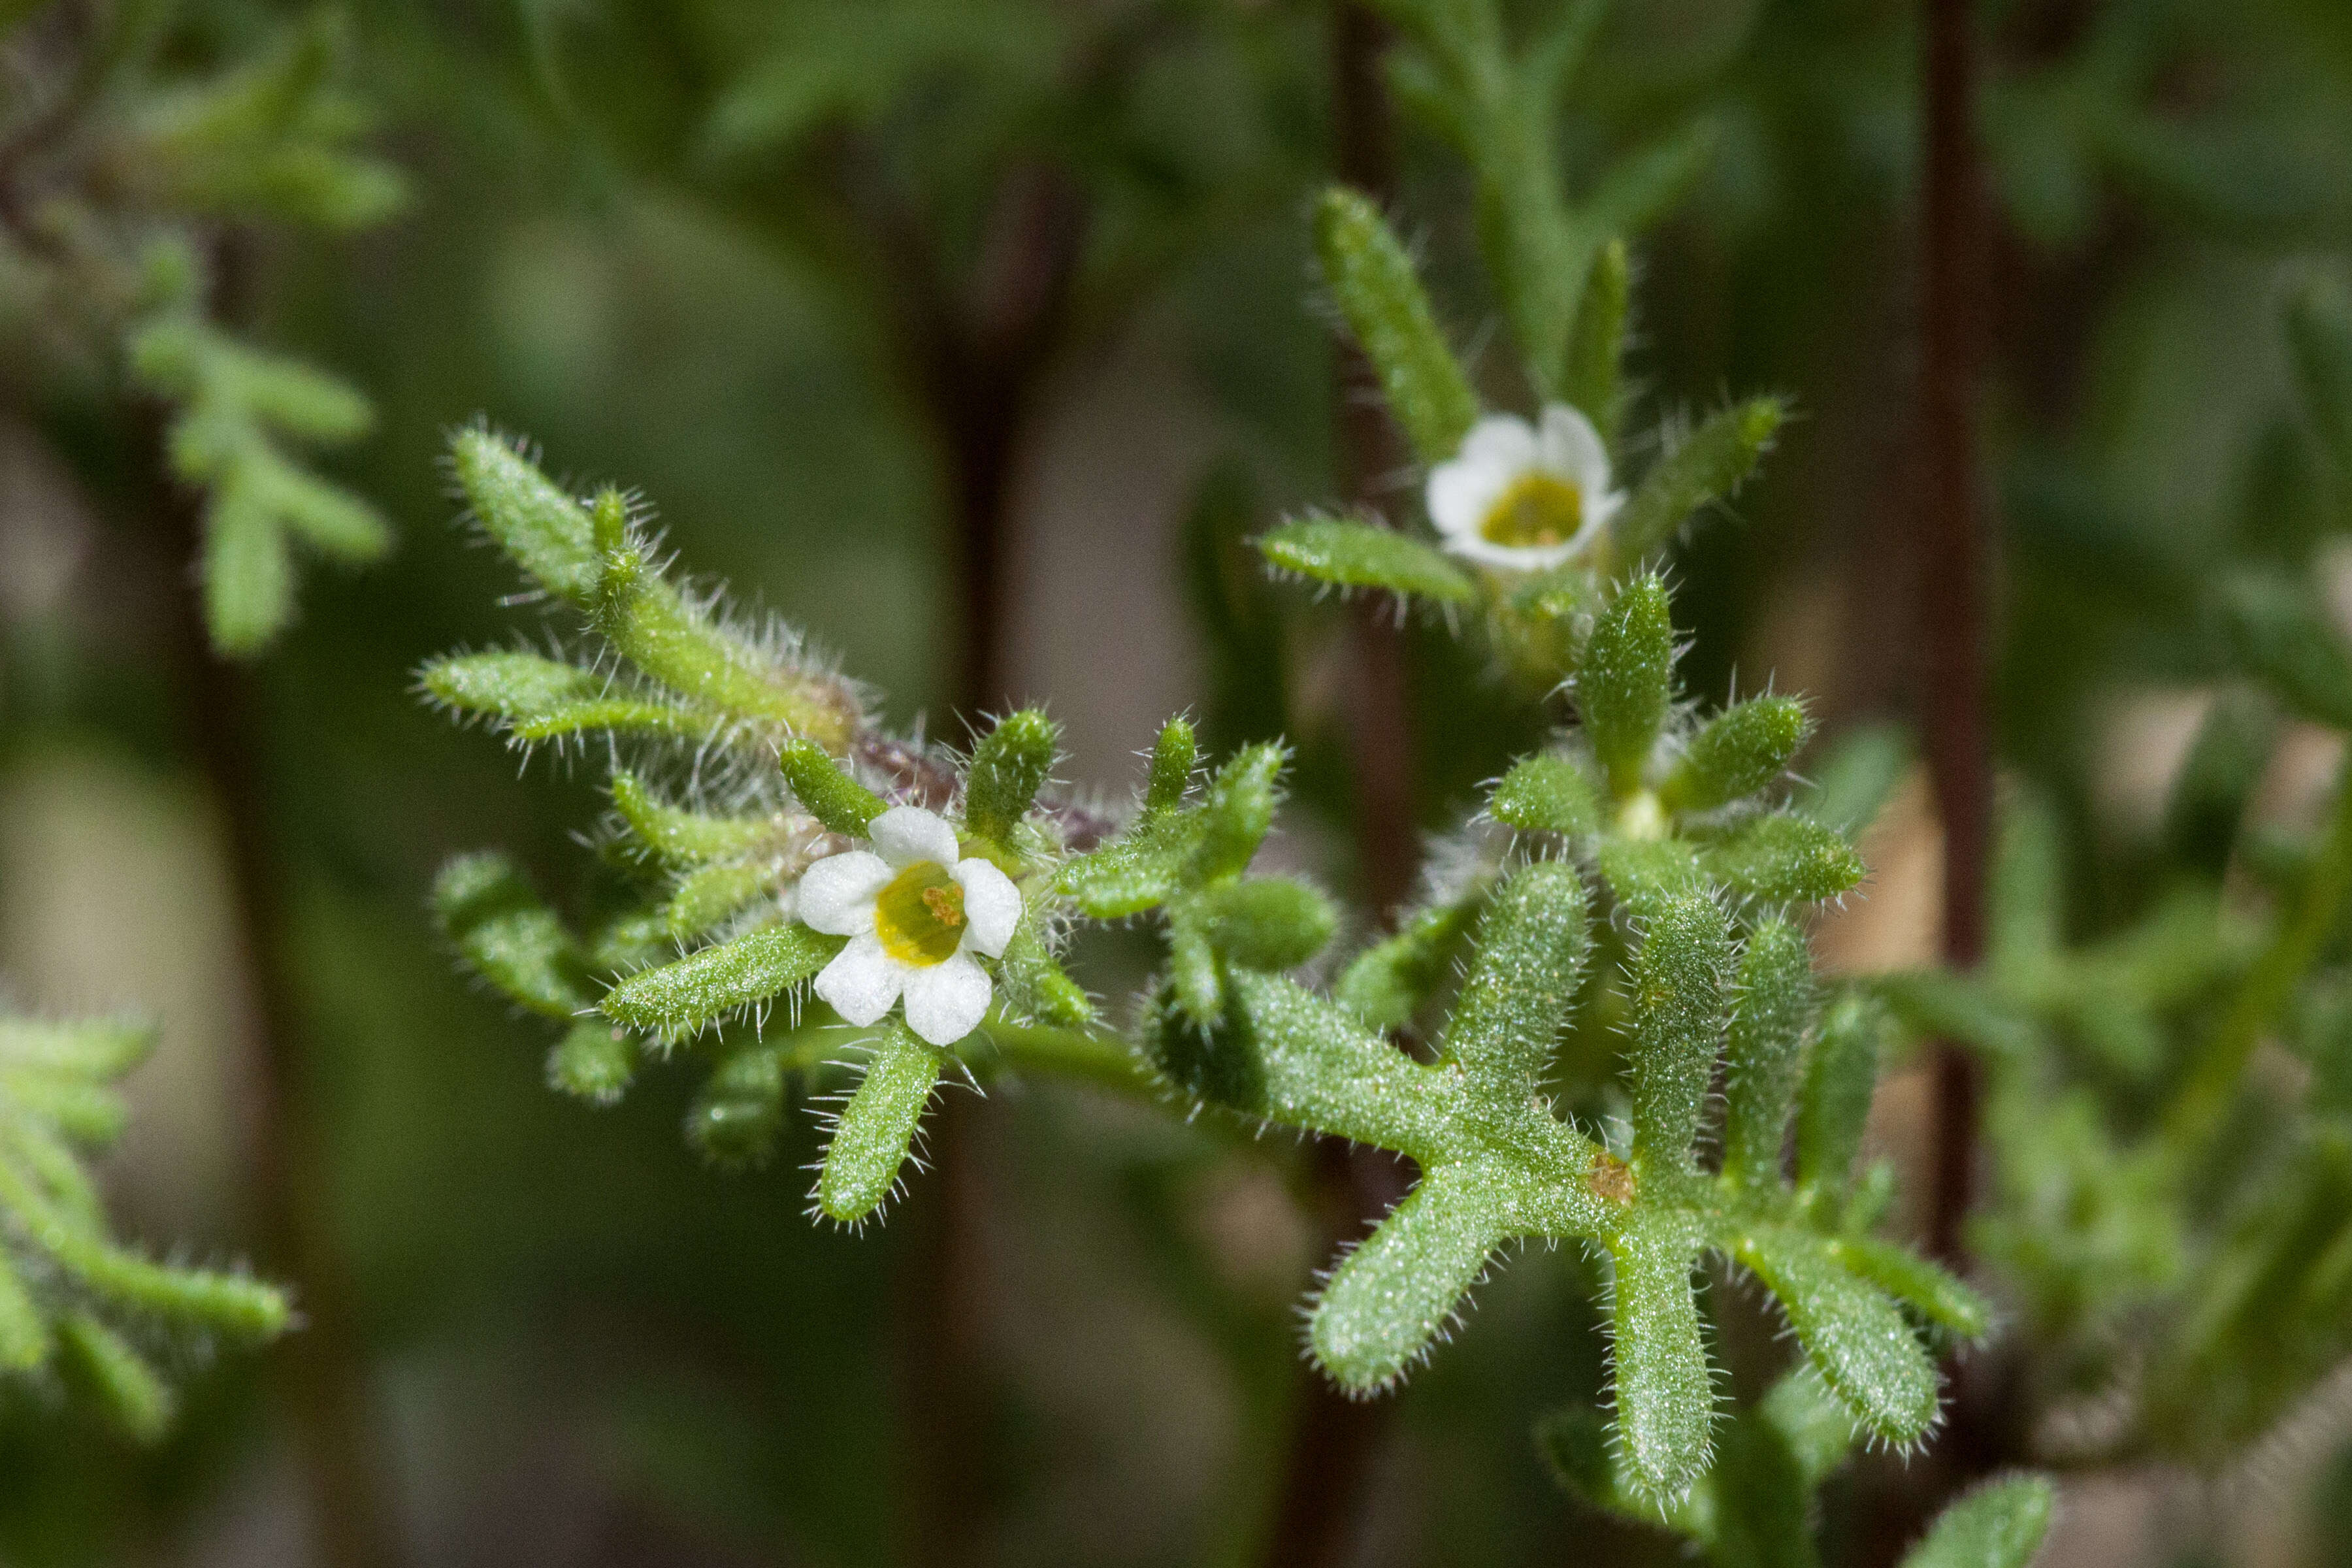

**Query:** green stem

left=978, top=1019, right=1156, bottom=1098
left=2166, top=759, right=2352, bottom=1151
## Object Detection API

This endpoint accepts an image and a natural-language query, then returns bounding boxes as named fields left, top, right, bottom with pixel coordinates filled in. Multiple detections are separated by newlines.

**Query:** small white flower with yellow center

left=1426, top=403, right=1622, bottom=570
left=801, top=806, right=1022, bottom=1046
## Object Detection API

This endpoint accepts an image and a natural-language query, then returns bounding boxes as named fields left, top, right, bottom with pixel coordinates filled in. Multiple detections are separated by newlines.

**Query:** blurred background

left=5, top=0, right=2352, bottom=1563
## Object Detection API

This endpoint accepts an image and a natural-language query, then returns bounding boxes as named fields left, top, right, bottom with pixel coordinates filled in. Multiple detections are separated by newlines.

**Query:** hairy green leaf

left=1563, top=239, right=1629, bottom=446
left=815, top=1025, right=943, bottom=1223
left=547, top=1021, right=637, bottom=1107
left=1582, top=576, right=1676, bottom=795
left=965, top=708, right=1060, bottom=846
left=1609, top=1228, right=1716, bottom=1499
left=1629, top=891, right=1732, bottom=1168
left=1314, top=186, right=1479, bottom=465
left=1666, top=696, right=1812, bottom=817
left=1258, top=516, right=1478, bottom=604
left=781, top=740, right=885, bottom=837
left=1614, top=399, right=1786, bottom=563
left=1797, top=996, right=1883, bottom=1200
left=1898, top=1475, right=2055, bottom=1568
left=1722, top=917, right=1817, bottom=1190
left=600, top=924, right=845, bottom=1036
left=433, top=852, right=593, bottom=1018
left=1737, top=1228, right=1938, bottom=1443
left=1701, top=814, right=1865, bottom=905
left=1492, top=753, right=1603, bottom=838
left=1336, top=890, right=1488, bottom=1032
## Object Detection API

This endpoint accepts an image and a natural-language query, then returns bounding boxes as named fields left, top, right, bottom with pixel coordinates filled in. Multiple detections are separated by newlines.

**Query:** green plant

left=420, top=7, right=2047, bottom=1552
left=0, top=1014, right=286, bottom=1441
left=0, top=5, right=402, bottom=653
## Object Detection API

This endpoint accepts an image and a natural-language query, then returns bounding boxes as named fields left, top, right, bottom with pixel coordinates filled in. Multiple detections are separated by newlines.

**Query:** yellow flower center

left=1480, top=472, right=1584, bottom=551
left=874, top=862, right=967, bottom=966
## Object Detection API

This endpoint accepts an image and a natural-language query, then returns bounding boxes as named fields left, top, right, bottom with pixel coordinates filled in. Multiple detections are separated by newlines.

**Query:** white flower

left=800, top=806, right=1023, bottom=1046
left=1426, top=403, right=1622, bottom=570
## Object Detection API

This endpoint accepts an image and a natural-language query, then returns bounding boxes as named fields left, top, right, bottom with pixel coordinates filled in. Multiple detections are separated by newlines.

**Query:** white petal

left=1456, top=412, right=1539, bottom=472
left=952, top=858, right=1022, bottom=958
left=900, top=952, right=992, bottom=1045
left=797, top=851, right=892, bottom=935
left=869, top=805, right=961, bottom=870
left=1583, top=486, right=1626, bottom=536
left=1426, top=455, right=1508, bottom=540
left=813, top=934, right=905, bottom=1026
left=1438, top=531, right=1584, bottom=572
left=1537, top=402, right=1611, bottom=493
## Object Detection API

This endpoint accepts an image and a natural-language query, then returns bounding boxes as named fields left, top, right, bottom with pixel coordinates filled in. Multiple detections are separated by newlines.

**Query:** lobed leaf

left=1145, top=717, right=1197, bottom=815
left=203, top=482, right=295, bottom=655
left=589, top=517, right=855, bottom=743
left=1187, top=745, right=1284, bottom=885
left=57, top=1316, right=172, bottom=1444
left=2216, top=572, right=2352, bottom=732
left=994, top=928, right=1096, bottom=1028
left=1335, top=890, right=1487, bottom=1033
left=2286, top=276, right=2352, bottom=486
left=1601, top=838, right=1708, bottom=914
left=612, top=774, right=777, bottom=865
left=433, top=853, right=593, bottom=1019
left=1796, top=996, right=1883, bottom=1200
left=546, top=1021, right=636, bottom=1107
left=0, top=1257, right=45, bottom=1371
left=689, top=1042, right=791, bottom=1168
left=1192, top=878, right=1339, bottom=972
left=450, top=429, right=601, bottom=603
left=1709, top=1404, right=1820, bottom=1568
left=0, top=1019, right=154, bottom=1081
left=423, top=652, right=709, bottom=740
left=1562, top=238, right=1629, bottom=447
left=1833, top=1237, right=1994, bottom=1341
left=664, top=861, right=776, bottom=938
left=1142, top=970, right=1460, bottom=1159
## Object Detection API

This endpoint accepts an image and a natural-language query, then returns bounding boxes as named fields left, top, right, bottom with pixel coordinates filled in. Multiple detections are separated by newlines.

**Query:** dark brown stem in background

left=1853, top=1, right=2015, bottom=1561
left=1254, top=9, right=1414, bottom=1567
left=141, top=415, right=400, bottom=1568
left=1918, top=0, right=1989, bottom=1289
left=879, top=161, right=1088, bottom=1568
